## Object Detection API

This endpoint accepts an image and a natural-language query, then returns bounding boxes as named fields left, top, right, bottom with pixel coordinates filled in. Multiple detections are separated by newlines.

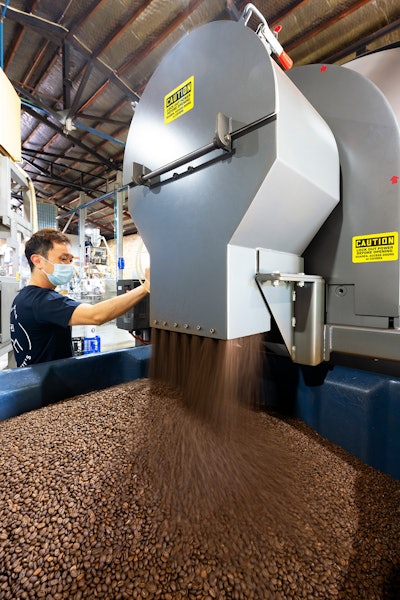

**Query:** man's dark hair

left=25, top=228, right=72, bottom=271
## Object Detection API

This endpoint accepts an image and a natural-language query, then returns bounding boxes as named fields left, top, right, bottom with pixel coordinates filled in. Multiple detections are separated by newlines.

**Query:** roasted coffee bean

left=0, top=333, right=399, bottom=598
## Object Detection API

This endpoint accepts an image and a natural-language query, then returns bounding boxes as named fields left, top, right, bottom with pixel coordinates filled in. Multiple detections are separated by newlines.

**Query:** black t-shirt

left=10, top=285, right=81, bottom=367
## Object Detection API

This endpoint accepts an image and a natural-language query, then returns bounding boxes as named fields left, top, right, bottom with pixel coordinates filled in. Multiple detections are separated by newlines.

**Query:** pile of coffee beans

left=0, top=377, right=399, bottom=599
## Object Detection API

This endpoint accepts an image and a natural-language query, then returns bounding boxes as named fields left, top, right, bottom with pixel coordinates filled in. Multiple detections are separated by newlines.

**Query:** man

left=10, top=228, right=150, bottom=368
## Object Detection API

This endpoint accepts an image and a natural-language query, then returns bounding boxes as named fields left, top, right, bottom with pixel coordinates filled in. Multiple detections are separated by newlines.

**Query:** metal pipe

left=140, top=141, right=217, bottom=183
left=114, top=177, right=124, bottom=281
left=0, top=0, right=10, bottom=70
left=134, top=111, right=276, bottom=187
left=78, top=195, right=87, bottom=284
left=57, top=184, right=129, bottom=218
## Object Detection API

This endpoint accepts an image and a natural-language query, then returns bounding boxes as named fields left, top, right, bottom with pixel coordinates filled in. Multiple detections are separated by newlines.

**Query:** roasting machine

left=123, top=7, right=339, bottom=364
left=123, top=5, right=400, bottom=370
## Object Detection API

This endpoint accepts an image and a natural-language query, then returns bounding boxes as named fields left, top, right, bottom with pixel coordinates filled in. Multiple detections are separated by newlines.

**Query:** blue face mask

left=41, top=257, right=75, bottom=286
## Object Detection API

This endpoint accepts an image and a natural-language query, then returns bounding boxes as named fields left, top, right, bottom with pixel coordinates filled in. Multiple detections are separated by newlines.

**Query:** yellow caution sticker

left=164, top=76, right=194, bottom=124
left=352, top=231, right=398, bottom=263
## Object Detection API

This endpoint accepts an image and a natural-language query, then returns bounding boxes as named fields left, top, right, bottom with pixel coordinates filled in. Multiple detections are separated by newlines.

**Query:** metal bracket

left=213, top=112, right=232, bottom=151
left=256, top=271, right=325, bottom=366
left=131, top=163, right=155, bottom=187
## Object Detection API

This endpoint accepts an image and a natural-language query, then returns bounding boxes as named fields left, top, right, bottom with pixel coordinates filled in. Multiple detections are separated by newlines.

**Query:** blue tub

left=263, top=355, right=400, bottom=481
left=0, top=345, right=151, bottom=422
left=1, top=345, right=399, bottom=481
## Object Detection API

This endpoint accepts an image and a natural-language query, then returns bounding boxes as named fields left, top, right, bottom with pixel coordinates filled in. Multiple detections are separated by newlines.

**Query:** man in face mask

left=10, top=228, right=150, bottom=367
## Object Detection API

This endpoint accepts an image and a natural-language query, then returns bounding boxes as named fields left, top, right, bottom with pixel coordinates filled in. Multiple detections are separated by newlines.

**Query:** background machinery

left=0, top=67, right=34, bottom=366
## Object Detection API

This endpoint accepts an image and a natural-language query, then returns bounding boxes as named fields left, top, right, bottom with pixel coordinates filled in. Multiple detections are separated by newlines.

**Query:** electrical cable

left=129, top=331, right=150, bottom=345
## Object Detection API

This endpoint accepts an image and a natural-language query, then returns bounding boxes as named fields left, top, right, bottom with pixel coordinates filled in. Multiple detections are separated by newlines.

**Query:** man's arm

left=69, top=282, right=149, bottom=326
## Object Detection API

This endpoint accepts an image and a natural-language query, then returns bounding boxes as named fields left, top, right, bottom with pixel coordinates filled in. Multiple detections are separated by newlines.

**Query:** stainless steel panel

left=289, top=57, right=400, bottom=321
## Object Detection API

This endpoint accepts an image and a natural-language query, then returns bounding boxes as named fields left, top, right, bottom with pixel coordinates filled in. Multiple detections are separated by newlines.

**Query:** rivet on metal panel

left=335, top=286, right=347, bottom=297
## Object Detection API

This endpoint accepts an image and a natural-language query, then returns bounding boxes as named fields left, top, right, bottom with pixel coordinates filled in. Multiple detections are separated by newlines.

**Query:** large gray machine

left=123, top=4, right=400, bottom=367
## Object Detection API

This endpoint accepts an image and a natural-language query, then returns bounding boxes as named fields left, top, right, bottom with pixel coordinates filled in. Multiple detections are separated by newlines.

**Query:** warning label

left=352, top=231, right=398, bottom=263
left=164, top=76, right=194, bottom=124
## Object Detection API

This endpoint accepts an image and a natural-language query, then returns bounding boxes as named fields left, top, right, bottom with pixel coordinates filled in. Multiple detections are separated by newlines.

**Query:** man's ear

left=30, top=254, right=42, bottom=269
